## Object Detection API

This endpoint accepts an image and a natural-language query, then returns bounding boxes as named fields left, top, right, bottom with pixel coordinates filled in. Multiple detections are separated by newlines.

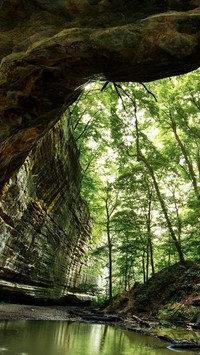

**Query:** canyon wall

left=0, top=114, right=92, bottom=303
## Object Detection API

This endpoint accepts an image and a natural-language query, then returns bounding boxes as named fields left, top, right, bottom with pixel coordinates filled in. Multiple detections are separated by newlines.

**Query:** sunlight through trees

left=67, top=69, right=200, bottom=299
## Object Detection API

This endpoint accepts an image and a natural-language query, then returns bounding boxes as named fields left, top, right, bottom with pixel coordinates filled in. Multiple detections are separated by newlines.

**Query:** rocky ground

left=0, top=303, right=140, bottom=325
left=0, top=304, right=90, bottom=321
left=0, top=304, right=68, bottom=320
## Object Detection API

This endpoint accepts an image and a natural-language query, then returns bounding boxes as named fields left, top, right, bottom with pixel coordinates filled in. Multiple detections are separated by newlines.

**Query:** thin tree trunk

left=142, top=157, right=185, bottom=265
left=134, top=102, right=185, bottom=265
left=149, top=238, right=155, bottom=275
left=171, top=118, right=199, bottom=199
left=173, top=190, right=182, bottom=243
left=168, top=235, right=171, bottom=266
left=124, top=244, right=129, bottom=291
left=197, top=148, right=200, bottom=179
left=142, top=252, right=146, bottom=283
left=146, top=244, right=149, bottom=282
left=104, top=185, right=119, bottom=300
left=146, top=190, right=155, bottom=276
left=106, top=210, right=112, bottom=300
left=105, top=191, right=113, bottom=301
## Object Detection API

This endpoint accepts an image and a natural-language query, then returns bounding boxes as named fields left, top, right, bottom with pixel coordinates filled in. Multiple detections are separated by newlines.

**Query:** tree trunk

left=108, top=228, right=113, bottom=300
left=171, top=118, right=200, bottom=200
left=173, top=190, right=182, bottom=244
left=142, top=253, right=146, bottom=284
left=106, top=205, right=113, bottom=301
left=146, top=189, right=155, bottom=276
left=134, top=104, right=185, bottom=265
left=124, top=245, right=129, bottom=292
left=149, top=238, right=155, bottom=275
left=123, top=235, right=130, bottom=292
left=197, top=148, right=200, bottom=179
left=146, top=244, right=149, bottom=282
left=168, top=235, right=171, bottom=267
left=142, top=158, right=185, bottom=265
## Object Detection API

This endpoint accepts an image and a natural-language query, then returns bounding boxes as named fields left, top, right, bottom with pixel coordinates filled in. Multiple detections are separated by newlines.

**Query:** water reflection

left=0, top=320, right=199, bottom=355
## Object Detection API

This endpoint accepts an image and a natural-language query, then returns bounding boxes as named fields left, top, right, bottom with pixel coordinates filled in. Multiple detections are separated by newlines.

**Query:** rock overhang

left=0, top=0, right=200, bottom=188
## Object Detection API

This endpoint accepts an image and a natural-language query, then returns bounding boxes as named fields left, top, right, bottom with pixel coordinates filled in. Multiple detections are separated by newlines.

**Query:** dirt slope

left=103, top=261, right=200, bottom=321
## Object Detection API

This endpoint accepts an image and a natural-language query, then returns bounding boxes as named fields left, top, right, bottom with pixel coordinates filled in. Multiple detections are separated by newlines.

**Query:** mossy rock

left=158, top=302, right=200, bottom=323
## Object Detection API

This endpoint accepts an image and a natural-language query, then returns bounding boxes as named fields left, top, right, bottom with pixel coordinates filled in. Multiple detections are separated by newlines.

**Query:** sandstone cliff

left=0, top=114, right=91, bottom=303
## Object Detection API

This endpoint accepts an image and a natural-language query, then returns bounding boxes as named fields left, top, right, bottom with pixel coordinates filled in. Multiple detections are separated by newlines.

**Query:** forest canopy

left=67, top=69, right=200, bottom=300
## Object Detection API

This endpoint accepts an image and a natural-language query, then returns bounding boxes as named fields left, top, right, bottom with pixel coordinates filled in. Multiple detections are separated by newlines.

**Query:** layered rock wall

left=0, top=114, right=91, bottom=303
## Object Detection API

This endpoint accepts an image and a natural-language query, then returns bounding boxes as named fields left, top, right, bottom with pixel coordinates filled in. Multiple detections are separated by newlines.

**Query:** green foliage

left=76, top=282, right=102, bottom=296
left=158, top=302, right=199, bottom=323
left=68, top=68, right=200, bottom=298
left=91, top=295, right=109, bottom=308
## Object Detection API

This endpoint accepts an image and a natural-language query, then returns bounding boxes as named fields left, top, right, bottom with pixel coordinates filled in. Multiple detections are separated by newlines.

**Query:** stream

left=0, top=320, right=200, bottom=355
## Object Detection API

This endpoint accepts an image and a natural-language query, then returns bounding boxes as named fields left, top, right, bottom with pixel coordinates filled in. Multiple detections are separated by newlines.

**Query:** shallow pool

left=0, top=320, right=199, bottom=355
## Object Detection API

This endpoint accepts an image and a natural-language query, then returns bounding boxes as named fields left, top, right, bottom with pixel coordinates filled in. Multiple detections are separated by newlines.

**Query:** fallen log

left=132, top=315, right=151, bottom=328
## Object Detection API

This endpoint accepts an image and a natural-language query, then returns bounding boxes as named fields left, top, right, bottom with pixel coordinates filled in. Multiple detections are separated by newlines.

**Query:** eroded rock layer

left=0, top=115, right=91, bottom=303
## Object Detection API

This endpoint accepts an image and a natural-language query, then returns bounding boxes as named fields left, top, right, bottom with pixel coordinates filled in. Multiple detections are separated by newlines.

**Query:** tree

left=68, top=68, right=199, bottom=298
left=103, top=183, right=119, bottom=300
left=150, top=73, right=200, bottom=201
left=108, top=82, right=186, bottom=264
